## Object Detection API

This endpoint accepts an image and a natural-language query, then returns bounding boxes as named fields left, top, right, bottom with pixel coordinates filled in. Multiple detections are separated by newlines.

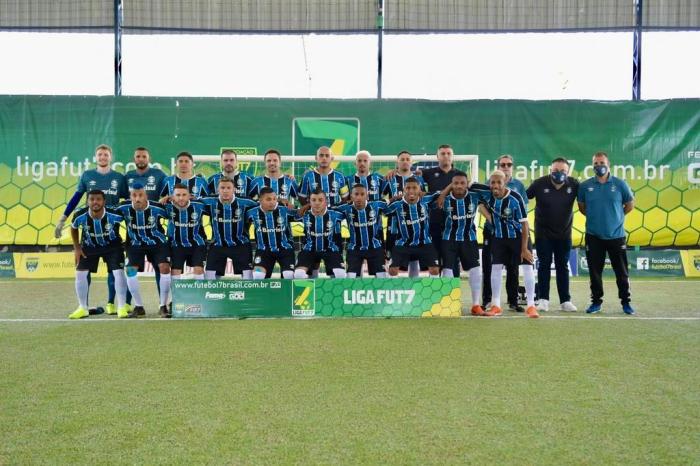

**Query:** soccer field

left=1, top=278, right=698, bottom=464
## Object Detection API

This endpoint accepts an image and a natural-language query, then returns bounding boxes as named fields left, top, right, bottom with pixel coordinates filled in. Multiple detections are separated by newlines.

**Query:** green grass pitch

left=1, top=278, right=698, bottom=464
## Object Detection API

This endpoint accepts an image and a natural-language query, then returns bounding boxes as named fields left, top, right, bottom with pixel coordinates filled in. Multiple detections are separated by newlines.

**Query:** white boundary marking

left=0, top=316, right=699, bottom=323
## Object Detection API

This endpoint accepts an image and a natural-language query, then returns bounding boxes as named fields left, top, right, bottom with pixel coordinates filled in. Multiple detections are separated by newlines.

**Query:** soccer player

left=578, top=151, right=635, bottom=315
left=249, top=149, right=299, bottom=207
left=299, top=146, right=349, bottom=207
left=384, top=177, right=440, bottom=278
left=201, top=177, right=257, bottom=279
left=55, top=143, right=129, bottom=315
left=526, top=157, right=579, bottom=312
left=345, top=150, right=385, bottom=202
left=293, top=188, right=347, bottom=279
left=482, top=154, right=530, bottom=312
left=68, top=190, right=128, bottom=319
left=115, top=184, right=172, bottom=318
left=125, top=147, right=166, bottom=201
left=436, top=171, right=493, bottom=316
left=166, top=184, right=208, bottom=281
left=245, top=187, right=297, bottom=279
left=207, top=149, right=254, bottom=198
left=160, top=151, right=209, bottom=201
left=484, top=170, right=538, bottom=318
left=383, top=151, right=427, bottom=277
left=333, top=184, right=388, bottom=278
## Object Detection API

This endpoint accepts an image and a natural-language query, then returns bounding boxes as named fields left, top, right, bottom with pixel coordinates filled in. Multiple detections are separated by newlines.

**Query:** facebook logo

left=636, top=257, right=650, bottom=270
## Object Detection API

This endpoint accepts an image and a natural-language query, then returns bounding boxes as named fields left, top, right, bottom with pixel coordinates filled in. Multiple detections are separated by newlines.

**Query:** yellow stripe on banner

left=422, top=288, right=462, bottom=317
left=13, top=252, right=109, bottom=279
left=294, top=286, right=311, bottom=307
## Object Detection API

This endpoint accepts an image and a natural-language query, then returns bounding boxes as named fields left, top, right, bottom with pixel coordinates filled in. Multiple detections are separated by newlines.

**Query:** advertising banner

left=680, top=250, right=700, bottom=278
left=0, top=252, right=15, bottom=278
left=172, top=278, right=461, bottom=318
left=1, top=97, right=698, bottom=247
left=578, top=249, right=685, bottom=278
left=12, top=252, right=109, bottom=279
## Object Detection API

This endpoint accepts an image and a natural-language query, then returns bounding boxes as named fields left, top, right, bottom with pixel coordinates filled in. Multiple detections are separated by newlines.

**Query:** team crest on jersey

left=237, top=178, right=244, bottom=186
left=468, top=203, right=474, bottom=212
left=331, top=181, right=338, bottom=188
left=369, top=178, right=376, bottom=188
left=544, top=188, right=550, bottom=193
left=567, top=187, right=572, bottom=194
left=368, top=210, right=376, bottom=218
left=434, top=173, right=439, bottom=178
left=148, top=216, right=155, bottom=224
left=254, top=256, right=261, bottom=264
left=104, top=223, right=112, bottom=231
left=277, top=216, right=284, bottom=224
left=326, top=220, right=333, bottom=229
left=234, top=209, right=241, bottom=217
left=504, top=208, right=512, bottom=217
left=280, top=184, right=288, bottom=194
left=170, top=212, right=176, bottom=219
left=311, top=182, right=318, bottom=189
left=191, top=212, right=199, bottom=220
left=111, top=180, right=118, bottom=189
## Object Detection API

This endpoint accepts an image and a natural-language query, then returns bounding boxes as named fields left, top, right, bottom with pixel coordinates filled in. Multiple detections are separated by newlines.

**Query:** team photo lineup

left=58, top=143, right=634, bottom=320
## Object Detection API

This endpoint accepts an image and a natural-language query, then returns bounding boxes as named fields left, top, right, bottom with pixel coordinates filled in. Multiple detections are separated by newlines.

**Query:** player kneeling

left=116, top=184, right=172, bottom=318
left=167, top=184, right=208, bottom=287
left=384, top=178, right=440, bottom=278
left=69, top=190, right=129, bottom=319
left=333, top=184, right=387, bottom=277
left=294, top=188, right=346, bottom=279
left=246, top=188, right=297, bottom=279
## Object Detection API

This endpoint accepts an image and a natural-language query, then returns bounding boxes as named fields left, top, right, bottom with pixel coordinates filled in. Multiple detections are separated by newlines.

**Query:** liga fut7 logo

left=292, top=279, right=315, bottom=317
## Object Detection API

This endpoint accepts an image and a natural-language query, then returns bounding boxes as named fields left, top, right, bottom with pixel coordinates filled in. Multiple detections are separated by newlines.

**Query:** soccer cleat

left=88, top=306, right=105, bottom=315
left=490, top=305, right=503, bottom=316
left=68, top=307, right=89, bottom=319
left=470, top=305, right=490, bottom=317
left=526, top=306, right=540, bottom=318
left=116, top=306, right=130, bottom=318
left=586, top=303, right=602, bottom=314
left=509, top=303, right=525, bottom=313
left=159, top=305, right=171, bottom=318
left=560, top=301, right=577, bottom=312
left=536, top=299, right=549, bottom=312
left=622, top=303, right=636, bottom=315
left=132, top=306, right=146, bottom=317
left=105, top=303, right=117, bottom=315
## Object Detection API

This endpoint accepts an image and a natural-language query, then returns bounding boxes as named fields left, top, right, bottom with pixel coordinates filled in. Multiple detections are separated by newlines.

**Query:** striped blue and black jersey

left=125, top=168, right=166, bottom=201
left=333, top=202, right=387, bottom=251
left=245, top=205, right=296, bottom=252
left=345, top=173, right=386, bottom=202
left=485, top=189, right=528, bottom=239
left=298, top=209, right=345, bottom=253
left=115, top=201, right=169, bottom=247
left=166, top=201, right=208, bottom=247
left=382, top=173, right=427, bottom=199
left=384, top=194, right=438, bottom=246
left=201, top=196, right=257, bottom=247
left=299, top=169, right=348, bottom=206
left=207, top=172, right=254, bottom=198
left=441, top=192, right=489, bottom=242
left=71, top=207, right=123, bottom=249
left=249, top=175, right=299, bottom=202
left=160, top=174, right=209, bottom=199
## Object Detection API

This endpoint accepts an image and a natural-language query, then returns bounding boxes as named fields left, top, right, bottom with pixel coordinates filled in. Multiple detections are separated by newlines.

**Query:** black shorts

left=385, top=231, right=396, bottom=259
left=491, top=236, right=524, bottom=266
left=296, top=250, right=345, bottom=273
left=78, top=245, right=125, bottom=273
left=253, top=248, right=295, bottom=278
left=390, top=245, right=439, bottom=271
left=441, top=240, right=480, bottom=271
left=126, top=244, right=170, bottom=271
left=347, top=248, right=385, bottom=275
left=171, top=245, right=207, bottom=270
left=206, top=244, right=253, bottom=275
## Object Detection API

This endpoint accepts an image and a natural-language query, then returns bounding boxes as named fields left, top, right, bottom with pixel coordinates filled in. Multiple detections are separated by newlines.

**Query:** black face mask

left=551, top=171, right=567, bottom=184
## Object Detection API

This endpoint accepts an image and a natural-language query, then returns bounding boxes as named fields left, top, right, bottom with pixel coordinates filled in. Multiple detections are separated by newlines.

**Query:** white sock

left=490, top=264, right=504, bottom=308
left=112, top=269, right=127, bottom=309
left=408, top=260, right=420, bottom=278
left=242, top=270, right=253, bottom=279
left=75, top=270, right=89, bottom=308
left=375, top=272, right=387, bottom=278
left=282, top=270, right=294, bottom=279
left=253, top=270, right=266, bottom=280
left=429, top=273, right=439, bottom=278
left=194, top=274, right=204, bottom=280
left=294, top=269, right=308, bottom=279
left=347, top=272, right=357, bottom=278
left=159, top=273, right=171, bottom=306
left=204, top=270, right=217, bottom=280
left=441, top=269, right=454, bottom=278
left=332, top=268, right=346, bottom=278
left=172, top=274, right=181, bottom=280
left=521, top=264, right=536, bottom=307
left=311, top=269, right=319, bottom=278
left=126, top=275, right=143, bottom=306
left=468, top=266, right=482, bottom=305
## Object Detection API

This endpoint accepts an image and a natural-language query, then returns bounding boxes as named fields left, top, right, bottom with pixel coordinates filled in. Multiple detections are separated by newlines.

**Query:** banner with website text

left=0, top=96, right=698, bottom=247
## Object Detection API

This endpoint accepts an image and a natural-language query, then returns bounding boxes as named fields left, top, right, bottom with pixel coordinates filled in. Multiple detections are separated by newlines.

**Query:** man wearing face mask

left=578, top=152, right=635, bottom=315
left=526, top=158, right=579, bottom=312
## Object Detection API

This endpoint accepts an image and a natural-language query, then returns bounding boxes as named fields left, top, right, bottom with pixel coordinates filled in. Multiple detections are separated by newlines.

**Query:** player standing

left=249, top=149, right=299, bottom=206
left=207, top=149, right=254, bottom=198
left=166, top=184, right=208, bottom=281
left=160, top=151, right=209, bottom=201
left=345, top=150, right=385, bottom=202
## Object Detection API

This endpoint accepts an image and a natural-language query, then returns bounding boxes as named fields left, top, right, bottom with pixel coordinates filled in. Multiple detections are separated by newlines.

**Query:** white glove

left=54, top=215, right=67, bottom=239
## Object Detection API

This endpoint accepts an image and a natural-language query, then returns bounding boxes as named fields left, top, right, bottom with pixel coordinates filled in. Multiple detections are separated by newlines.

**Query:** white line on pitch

left=1, top=316, right=699, bottom=322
